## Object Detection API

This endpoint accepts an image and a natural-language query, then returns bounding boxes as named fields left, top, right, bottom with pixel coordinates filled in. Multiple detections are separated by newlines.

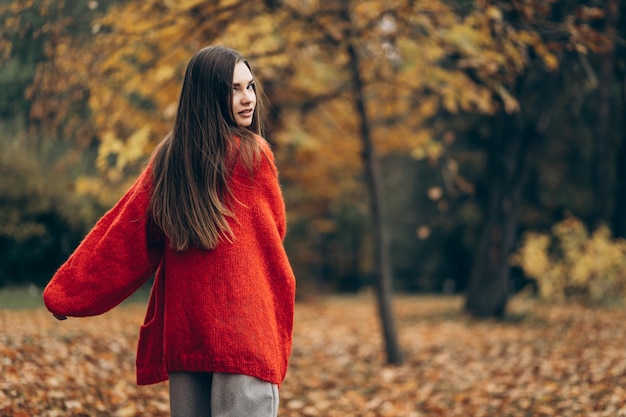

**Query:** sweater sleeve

left=43, top=164, right=164, bottom=317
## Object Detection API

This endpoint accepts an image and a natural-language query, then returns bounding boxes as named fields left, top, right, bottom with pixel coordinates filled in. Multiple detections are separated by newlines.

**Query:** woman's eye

left=233, top=83, right=254, bottom=92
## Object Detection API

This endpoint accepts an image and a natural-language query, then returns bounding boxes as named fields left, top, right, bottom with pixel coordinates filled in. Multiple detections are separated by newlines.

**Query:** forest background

left=0, top=0, right=625, bottom=320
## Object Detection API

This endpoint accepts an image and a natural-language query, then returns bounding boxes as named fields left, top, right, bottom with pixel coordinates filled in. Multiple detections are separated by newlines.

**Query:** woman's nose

left=241, top=90, right=254, bottom=104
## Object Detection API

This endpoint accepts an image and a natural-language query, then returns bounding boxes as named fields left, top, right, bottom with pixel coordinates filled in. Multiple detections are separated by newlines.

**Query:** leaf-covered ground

left=1, top=294, right=626, bottom=416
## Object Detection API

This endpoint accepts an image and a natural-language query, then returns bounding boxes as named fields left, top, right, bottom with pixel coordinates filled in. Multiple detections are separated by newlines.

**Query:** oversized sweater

left=43, top=137, right=296, bottom=386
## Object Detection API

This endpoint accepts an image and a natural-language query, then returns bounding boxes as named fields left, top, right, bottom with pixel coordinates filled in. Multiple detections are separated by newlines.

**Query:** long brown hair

left=149, top=46, right=266, bottom=251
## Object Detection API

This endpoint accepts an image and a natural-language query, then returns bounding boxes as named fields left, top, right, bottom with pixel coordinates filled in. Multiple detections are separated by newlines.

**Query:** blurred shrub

left=511, top=216, right=626, bottom=304
left=0, top=140, right=100, bottom=287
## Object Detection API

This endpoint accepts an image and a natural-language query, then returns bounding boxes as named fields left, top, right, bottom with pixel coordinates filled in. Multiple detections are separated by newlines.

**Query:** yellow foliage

left=443, top=24, right=490, bottom=57
left=17, top=0, right=590, bottom=206
left=216, top=13, right=283, bottom=57
left=163, top=0, right=206, bottom=10
left=121, top=125, right=152, bottom=166
left=511, top=216, right=626, bottom=304
left=96, top=126, right=152, bottom=183
left=153, top=65, right=176, bottom=82
left=74, top=175, right=138, bottom=207
left=274, top=99, right=365, bottom=216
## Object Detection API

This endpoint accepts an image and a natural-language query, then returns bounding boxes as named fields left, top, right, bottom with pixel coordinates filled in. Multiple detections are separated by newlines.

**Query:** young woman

left=43, top=46, right=296, bottom=417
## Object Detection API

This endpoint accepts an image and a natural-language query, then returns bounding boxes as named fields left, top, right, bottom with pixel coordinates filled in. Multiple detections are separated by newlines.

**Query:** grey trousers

left=169, top=372, right=279, bottom=417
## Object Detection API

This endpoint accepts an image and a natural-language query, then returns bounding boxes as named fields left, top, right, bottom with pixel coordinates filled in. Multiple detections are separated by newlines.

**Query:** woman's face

left=231, top=61, right=256, bottom=127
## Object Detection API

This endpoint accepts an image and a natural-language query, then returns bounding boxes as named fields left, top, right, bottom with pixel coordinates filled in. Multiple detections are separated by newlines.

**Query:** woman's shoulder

left=254, top=134, right=277, bottom=161
left=254, top=134, right=271, bottom=151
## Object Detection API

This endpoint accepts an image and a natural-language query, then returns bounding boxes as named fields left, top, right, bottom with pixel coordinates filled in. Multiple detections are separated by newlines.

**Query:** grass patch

left=0, top=285, right=44, bottom=309
left=0, top=282, right=152, bottom=310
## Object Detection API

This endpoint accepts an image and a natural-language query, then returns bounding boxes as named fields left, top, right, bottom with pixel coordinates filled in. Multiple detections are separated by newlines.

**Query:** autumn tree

left=461, top=0, right=617, bottom=317
left=260, top=0, right=413, bottom=365
left=341, top=0, right=403, bottom=365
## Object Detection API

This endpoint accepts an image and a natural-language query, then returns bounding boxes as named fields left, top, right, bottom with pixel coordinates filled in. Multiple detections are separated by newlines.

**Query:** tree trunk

left=465, top=72, right=557, bottom=318
left=591, top=0, right=618, bottom=227
left=614, top=56, right=626, bottom=238
left=611, top=0, right=625, bottom=238
left=341, top=1, right=403, bottom=364
left=465, top=113, right=530, bottom=317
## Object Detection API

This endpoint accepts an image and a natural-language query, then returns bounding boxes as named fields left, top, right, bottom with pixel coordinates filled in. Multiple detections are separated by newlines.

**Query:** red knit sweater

left=43, top=137, right=296, bottom=386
